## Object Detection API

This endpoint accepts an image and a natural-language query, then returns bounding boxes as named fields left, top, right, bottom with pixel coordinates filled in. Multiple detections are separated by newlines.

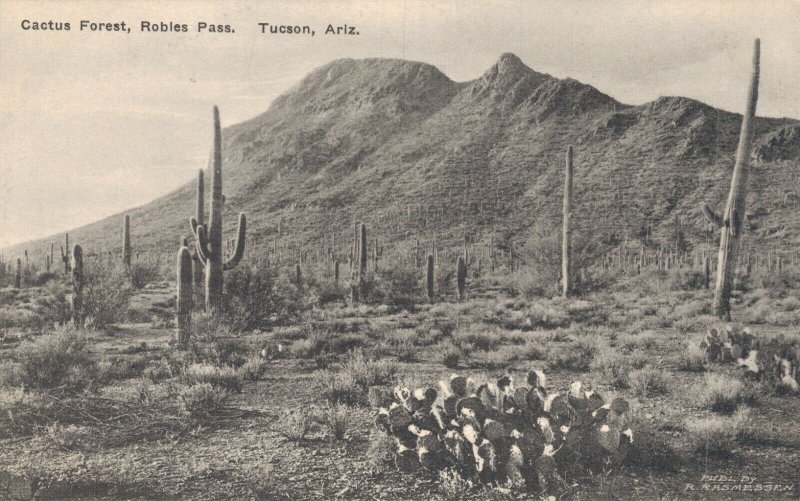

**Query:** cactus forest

left=1, top=37, right=800, bottom=501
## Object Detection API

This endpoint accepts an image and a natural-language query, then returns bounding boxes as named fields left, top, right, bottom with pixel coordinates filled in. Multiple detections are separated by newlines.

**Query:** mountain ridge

left=4, top=53, right=799, bottom=263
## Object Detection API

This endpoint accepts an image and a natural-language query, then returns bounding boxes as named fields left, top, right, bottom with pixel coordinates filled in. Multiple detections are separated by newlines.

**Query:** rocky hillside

left=5, top=53, right=800, bottom=263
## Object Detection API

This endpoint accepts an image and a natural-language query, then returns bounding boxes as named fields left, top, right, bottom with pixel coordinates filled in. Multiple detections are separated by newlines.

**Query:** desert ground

left=0, top=256, right=798, bottom=500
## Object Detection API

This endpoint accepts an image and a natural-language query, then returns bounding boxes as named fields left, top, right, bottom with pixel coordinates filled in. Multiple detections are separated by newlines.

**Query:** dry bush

left=184, top=363, right=243, bottom=393
left=690, top=373, right=757, bottom=413
left=677, top=340, right=707, bottom=372
left=628, top=367, right=669, bottom=397
left=178, top=383, right=229, bottom=418
left=315, top=350, right=396, bottom=405
left=685, top=408, right=751, bottom=456
left=322, top=403, right=350, bottom=441
left=82, top=265, right=133, bottom=329
left=13, top=328, right=97, bottom=393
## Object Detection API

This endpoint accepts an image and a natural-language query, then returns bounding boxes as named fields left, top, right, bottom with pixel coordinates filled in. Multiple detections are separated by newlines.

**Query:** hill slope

left=5, top=53, right=800, bottom=265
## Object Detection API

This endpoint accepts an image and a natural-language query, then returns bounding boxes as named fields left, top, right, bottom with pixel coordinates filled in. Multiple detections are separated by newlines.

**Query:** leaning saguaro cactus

left=176, top=245, right=193, bottom=347
left=71, top=245, right=84, bottom=327
left=456, top=255, right=467, bottom=301
left=562, top=145, right=573, bottom=297
left=122, top=214, right=132, bottom=269
left=189, top=106, right=247, bottom=312
left=702, top=39, right=760, bottom=320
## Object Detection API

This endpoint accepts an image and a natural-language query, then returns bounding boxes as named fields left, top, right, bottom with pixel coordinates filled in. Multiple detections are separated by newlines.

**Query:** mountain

left=4, top=53, right=800, bottom=265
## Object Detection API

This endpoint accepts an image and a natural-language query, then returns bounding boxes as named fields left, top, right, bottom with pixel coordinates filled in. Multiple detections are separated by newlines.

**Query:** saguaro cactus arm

left=702, top=204, right=724, bottom=228
left=194, top=225, right=212, bottom=262
left=223, top=213, right=247, bottom=271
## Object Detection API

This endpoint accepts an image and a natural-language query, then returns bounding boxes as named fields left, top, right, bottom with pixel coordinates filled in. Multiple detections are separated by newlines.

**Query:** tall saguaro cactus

left=562, top=145, right=574, bottom=297
left=189, top=106, right=247, bottom=312
left=176, top=245, right=193, bottom=347
left=14, top=258, right=21, bottom=288
left=122, top=214, right=132, bottom=269
left=702, top=39, right=760, bottom=320
left=71, top=245, right=84, bottom=327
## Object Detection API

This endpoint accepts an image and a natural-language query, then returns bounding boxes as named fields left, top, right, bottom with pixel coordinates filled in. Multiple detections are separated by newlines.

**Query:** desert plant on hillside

left=81, top=264, right=133, bottom=329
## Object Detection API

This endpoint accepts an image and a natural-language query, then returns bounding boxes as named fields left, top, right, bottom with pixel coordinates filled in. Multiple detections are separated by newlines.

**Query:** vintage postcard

left=0, top=1, right=798, bottom=499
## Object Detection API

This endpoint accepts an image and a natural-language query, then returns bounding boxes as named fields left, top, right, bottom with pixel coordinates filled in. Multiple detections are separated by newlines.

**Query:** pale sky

left=1, top=0, right=798, bottom=248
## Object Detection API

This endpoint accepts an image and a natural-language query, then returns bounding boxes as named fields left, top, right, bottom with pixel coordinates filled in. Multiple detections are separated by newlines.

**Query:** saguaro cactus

left=562, top=145, right=573, bottom=297
left=456, top=255, right=467, bottom=301
left=702, top=39, right=760, bottom=320
left=14, top=258, right=21, bottom=288
left=704, top=256, right=711, bottom=289
left=193, top=169, right=205, bottom=287
left=71, top=245, right=84, bottom=327
left=426, top=254, right=435, bottom=302
left=176, top=245, right=193, bottom=347
left=334, top=260, right=340, bottom=287
left=60, top=233, right=71, bottom=274
left=123, top=214, right=132, bottom=269
left=189, top=106, right=247, bottom=312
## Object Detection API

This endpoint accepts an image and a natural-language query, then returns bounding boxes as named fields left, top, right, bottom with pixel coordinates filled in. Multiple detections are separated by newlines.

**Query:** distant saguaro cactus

left=702, top=39, right=760, bottom=320
left=60, top=233, right=71, bottom=274
left=14, top=258, right=21, bottom=288
left=562, top=145, right=573, bottom=297
left=176, top=245, right=193, bottom=348
left=456, top=255, right=467, bottom=301
left=426, top=254, right=435, bottom=302
left=122, top=214, right=132, bottom=269
left=704, top=256, right=711, bottom=289
left=71, top=244, right=84, bottom=327
left=190, top=106, right=247, bottom=312
left=334, top=260, right=340, bottom=287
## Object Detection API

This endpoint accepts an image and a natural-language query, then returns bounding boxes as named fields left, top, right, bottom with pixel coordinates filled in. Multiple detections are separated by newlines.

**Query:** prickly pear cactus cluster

left=701, top=326, right=799, bottom=393
left=373, top=369, right=633, bottom=492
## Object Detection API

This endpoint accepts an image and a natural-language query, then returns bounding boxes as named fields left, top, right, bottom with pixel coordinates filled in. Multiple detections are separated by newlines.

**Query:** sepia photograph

left=0, top=1, right=798, bottom=499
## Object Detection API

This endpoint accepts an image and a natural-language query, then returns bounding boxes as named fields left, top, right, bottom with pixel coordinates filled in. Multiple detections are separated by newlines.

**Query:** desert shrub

left=14, top=328, right=97, bottom=393
left=31, top=272, right=60, bottom=287
left=668, top=269, right=706, bottom=291
left=239, top=356, right=268, bottom=381
left=45, top=422, right=92, bottom=450
left=316, top=350, right=396, bottom=405
left=277, top=407, right=318, bottom=441
left=315, top=279, right=347, bottom=305
left=452, top=325, right=502, bottom=351
left=677, top=341, right=707, bottom=372
left=513, top=223, right=603, bottom=298
left=685, top=408, right=751, bottom=456
left=223, top=266, right=308, bottom=330
left=439, top=343, right=462, bottom=368
left=363, top=266, right=421, bottom=309
left=690, top=373, right=757, bottom=413
left=628, top=367, right=669, bottom=397
left=394, top=342, right=419, bottom=362
left=548, top=338, right=598, bottom=371
left=82, top=266, right=133, bottom=329
left=184, top=363, right=243, bottom=393
left=591, top=346, right=632, bottom=388
left=322, top=403, right=350, bottom=441
left=126, top=262, right=162, bottom=289
left=178, top=383, right=229, bottom=418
